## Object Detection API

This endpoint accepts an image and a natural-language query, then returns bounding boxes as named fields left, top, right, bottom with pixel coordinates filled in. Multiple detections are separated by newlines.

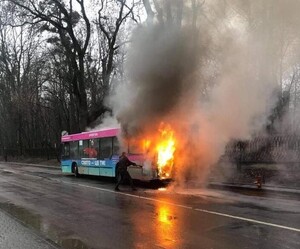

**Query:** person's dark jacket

left=117, top=156, right=136, bottom=172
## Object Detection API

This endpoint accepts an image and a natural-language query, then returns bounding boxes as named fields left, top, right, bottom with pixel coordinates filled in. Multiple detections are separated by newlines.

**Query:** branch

left=113, top=39, right=132, bottom=50
left=97, top=10, right=111, bottom=42
left=8, top=0, right=65, bottom=30
left=142, top=0, right=154, bottom=22
left=75, top=0, right=91, bottom=54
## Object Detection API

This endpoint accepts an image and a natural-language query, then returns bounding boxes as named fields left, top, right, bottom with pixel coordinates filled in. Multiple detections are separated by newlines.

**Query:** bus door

left=80, top=139, right=100, bottom=175
left=99, top=137, right=113, bottom=177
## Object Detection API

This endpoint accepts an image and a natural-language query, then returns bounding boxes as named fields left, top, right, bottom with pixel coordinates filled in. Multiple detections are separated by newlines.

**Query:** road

left=0, top=162, right=299, bottom=249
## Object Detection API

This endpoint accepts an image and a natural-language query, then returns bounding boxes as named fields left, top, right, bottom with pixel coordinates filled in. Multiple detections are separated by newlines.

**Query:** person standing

left=115, top=152, right=137, bottom=191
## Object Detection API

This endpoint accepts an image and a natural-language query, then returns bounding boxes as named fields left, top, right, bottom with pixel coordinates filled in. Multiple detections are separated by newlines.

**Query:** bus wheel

left=73, top=164, right=80, bottom=178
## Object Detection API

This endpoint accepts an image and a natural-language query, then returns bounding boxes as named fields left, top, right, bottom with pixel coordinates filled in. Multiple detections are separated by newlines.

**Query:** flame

left=143, top=139, right=151, bottom=152
left=126, top=123, right=175, bottom=178
left=156, top=124, right=176, bottom=177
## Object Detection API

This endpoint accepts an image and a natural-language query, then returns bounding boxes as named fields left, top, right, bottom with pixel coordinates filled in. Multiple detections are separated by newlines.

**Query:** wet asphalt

left=0, top=162, right=299, bottom=249
left=0, top=208, right=59, bottom=249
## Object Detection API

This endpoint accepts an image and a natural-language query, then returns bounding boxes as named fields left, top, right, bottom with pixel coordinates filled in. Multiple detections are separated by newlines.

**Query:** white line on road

left=73, top=182, right=300, bottom=233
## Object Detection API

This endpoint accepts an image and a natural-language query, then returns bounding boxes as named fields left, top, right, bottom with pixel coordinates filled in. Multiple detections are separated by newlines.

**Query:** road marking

left=74, top=182, right=300, bottom=233
left=193, top=208, right=300, bottom=232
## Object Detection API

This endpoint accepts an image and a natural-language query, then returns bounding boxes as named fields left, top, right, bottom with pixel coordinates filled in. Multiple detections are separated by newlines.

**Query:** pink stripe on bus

left=61, top=128, right=120, bottom=142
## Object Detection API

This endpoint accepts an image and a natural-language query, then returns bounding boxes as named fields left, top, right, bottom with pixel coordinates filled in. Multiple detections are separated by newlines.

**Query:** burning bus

left=60, top=125, right=175, bottom=181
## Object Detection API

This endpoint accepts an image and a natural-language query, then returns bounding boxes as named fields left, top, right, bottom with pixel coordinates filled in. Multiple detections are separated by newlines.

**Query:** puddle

left=0, top=202, right=90, bottom=249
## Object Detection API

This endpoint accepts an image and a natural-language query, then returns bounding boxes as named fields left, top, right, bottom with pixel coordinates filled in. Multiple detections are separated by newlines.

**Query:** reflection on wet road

left=155, top=205, right=179, bottom=248
left=0, top=163, right=299, bottom=249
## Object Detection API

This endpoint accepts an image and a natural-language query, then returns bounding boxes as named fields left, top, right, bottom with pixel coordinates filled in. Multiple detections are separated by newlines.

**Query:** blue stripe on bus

left=77, top=166, right=113, bottom=169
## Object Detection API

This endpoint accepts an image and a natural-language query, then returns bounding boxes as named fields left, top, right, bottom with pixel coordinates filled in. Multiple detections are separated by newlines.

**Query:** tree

left=95, top=1, right=138, bottom=96
left=4, top=0, right=91, bottom=132
left=0, top=11, right=48, bottom=154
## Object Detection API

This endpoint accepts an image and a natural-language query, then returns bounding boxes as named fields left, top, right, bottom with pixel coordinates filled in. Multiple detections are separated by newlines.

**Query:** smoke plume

left=108, top=0, right=300, bottom=186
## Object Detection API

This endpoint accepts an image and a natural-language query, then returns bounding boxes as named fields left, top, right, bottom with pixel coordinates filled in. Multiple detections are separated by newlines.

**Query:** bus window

left=80, top=140, right=89, bottom=158
left=100, top=137, right=112, bottom=159
left=112, top=137, right=120, bottom=156
left=83, top=139, right=98, bottom=158
left=62, top=142, right=70, bottom=159
left=70, top=141, right=79, bottom=159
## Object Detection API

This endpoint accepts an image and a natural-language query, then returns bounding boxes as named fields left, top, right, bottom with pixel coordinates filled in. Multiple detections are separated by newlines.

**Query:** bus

left=60, top=127, right=173, bottom=181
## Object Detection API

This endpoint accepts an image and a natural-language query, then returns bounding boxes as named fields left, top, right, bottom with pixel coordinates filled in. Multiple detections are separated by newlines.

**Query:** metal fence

left=223, top=135, right=300, bottom=163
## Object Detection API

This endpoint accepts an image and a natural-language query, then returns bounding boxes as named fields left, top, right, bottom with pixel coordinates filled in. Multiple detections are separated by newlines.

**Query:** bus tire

left=72, top=163, right=80, bottom=178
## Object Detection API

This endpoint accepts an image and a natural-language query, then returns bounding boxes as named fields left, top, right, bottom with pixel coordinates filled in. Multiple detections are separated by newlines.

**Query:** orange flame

left=156, top=124, right=176, bottom=177
left=143, top=139, right=151, bottom=152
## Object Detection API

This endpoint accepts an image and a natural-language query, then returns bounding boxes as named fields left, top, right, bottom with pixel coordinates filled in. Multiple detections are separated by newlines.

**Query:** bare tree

left=96, top=0, right=137, bottom=91
left=3, top=0, right=91, bottom=132
left=87, top=0, right=138, bottom=125
left=0, top=12, right=49, bottom=154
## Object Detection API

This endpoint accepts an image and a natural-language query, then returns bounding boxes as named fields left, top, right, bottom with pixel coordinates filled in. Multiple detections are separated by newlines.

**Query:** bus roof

left=61, top=127, right=120, bottom=142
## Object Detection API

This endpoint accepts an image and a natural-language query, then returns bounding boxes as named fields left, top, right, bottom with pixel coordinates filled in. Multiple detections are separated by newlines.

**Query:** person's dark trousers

left=115, top=170, right=135, bottom=190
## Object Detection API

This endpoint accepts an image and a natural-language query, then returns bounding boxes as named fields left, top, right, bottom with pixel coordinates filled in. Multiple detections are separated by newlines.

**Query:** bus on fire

left=60, top=127, right=174, bottom=181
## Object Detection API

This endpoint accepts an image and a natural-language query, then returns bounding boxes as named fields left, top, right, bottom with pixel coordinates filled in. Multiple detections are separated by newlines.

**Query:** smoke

left=108, top=0, right=300, bottom=187
left=110, top=24, right=202, bottom=134
left=85, top=112, right=119, bottom=131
